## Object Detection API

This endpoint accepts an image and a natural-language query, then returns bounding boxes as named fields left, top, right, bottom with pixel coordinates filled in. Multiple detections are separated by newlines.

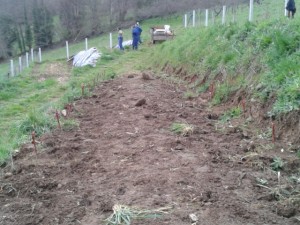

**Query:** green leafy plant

left=270, top=157, right=284, bottom=171
left=105, top=204, right=171, bottom=225
left=171, top=122, right=194, bottom=136
left=220, top=107, right=242, bottom=122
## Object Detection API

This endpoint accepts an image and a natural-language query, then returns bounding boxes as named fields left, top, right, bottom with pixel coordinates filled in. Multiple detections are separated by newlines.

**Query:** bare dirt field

left=1, top=72, right=299, bottom=225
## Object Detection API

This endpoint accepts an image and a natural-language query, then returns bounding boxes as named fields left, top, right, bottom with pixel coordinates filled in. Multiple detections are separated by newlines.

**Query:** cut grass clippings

left=105, top=204, right=172, bottom=225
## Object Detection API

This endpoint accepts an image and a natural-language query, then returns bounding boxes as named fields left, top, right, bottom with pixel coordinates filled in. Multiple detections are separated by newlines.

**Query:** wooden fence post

left=10, top=59, right=14, bottom=77
left=26, top=52, right=29, bottom=68
left=192, top=10, right=196, bottom=27
left=31, top=48, right=34, bottom=62
left=85, top=38, right=88, bottom=50
left=284, top=0, right=288, bottom=16
left=205, top=9, right=209, bottom=27
left=19, top=57, right=22, bottom=74
left=249, top=0, right=254, bottom=22
left=38, top=48, right=42, bottom=63
left=109, top=33, right=113, bottom=49
left=222, top=5, right=226, bottom=25
left=66, top=41, right=69, bottom=60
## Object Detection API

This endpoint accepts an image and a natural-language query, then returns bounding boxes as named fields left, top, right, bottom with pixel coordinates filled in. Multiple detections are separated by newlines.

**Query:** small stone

left=128, top=74, right=134, bottom=78
left=189, top=213, right=198, bottom=222
left=135, top=99, right=146, bottom=107
left=4, top=172, right=13, bottom=179
left=174, top=145, right=184, bottom=151
left=57, top=184, right=62, bottom=189
left=61, top=109, right=67, bottom=117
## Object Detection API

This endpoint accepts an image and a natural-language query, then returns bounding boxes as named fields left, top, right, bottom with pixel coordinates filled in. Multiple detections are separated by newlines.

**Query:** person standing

left=136, top=22, right=143, bottom=44
left=286, top=0, right=296, bottom=18
left=132, top=25, right=139, bottom=50
left=118, top=28, right=124, bottom=50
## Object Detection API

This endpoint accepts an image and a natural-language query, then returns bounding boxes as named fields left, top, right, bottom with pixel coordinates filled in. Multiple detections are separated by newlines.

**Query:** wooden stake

left=81, top=83, right=85, bottom=96
left=55, top=110, right=61, bottom=130
left=242, top=97, right=246, bottom=117
left=209, top=83, right=215, bottom=100
left=67, top=104, right=72, bottom=116
left=272, top=122, right=276, bottom=143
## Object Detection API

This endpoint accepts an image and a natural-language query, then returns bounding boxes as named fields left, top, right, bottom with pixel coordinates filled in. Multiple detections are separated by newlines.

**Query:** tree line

left=0, top=0, right=249, bottom=61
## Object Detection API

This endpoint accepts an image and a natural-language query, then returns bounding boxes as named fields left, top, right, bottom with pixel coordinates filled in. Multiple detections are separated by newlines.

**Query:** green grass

left=270, top=157, right=285, bottom=171
left=148, top=0, right=300, bottom=117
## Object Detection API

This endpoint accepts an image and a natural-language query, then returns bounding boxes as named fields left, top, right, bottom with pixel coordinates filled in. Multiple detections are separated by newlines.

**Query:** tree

left=0, top=16, right=17, bottom=57
left=32, top=3, right=54, bottom=47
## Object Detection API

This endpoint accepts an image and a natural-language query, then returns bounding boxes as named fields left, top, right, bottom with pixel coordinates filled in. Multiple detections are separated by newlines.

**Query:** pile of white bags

left=73, top=47, right=101, bottom=67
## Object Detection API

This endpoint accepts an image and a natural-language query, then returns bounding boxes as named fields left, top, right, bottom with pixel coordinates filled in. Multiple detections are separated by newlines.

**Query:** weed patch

left=171, top=122, right=194, bottom=136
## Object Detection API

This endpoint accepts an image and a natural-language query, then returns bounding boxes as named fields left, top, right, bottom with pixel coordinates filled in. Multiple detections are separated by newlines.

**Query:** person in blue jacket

left=286, top=0, right=296, bottom=18
left=118, top=28, right=124, bottom=50
left=136, top=22, right=143, bottom=44
left=132, top=25, right=139, bottom=50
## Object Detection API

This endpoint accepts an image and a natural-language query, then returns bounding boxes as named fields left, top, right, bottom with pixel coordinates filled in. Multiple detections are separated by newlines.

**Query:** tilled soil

left=0, top=73, right=299, bottom=225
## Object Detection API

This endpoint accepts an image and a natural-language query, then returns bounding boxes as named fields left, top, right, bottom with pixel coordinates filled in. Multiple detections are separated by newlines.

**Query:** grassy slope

left=149, top=2, right=300, bottom=115
left=0, top=0, right=299, bottom=162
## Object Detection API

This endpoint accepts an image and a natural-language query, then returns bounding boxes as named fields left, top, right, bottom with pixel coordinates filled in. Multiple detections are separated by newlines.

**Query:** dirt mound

left=0, top=73, right=299, bottom=225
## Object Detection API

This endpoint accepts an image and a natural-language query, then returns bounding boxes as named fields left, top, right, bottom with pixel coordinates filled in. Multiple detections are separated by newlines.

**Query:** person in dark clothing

left=136, top=22, right=143, bottom=44
left=118, top=28, right=124, bottom=50
left=286, top=0, right=296, bottom=18
left=132, top=25, right=139, bottom=50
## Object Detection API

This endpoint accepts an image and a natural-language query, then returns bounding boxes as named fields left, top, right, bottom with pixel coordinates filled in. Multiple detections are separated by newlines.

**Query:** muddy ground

left=0, top=72, right=299, bottom=225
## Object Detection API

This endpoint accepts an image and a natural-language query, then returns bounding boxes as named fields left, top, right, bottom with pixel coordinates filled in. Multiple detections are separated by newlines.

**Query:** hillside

left=0, top=0, right=300, bottom=224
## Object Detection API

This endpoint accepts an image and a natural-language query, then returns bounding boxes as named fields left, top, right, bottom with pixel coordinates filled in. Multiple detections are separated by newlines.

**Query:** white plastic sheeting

left=114, top=40, right=133, bottom=49
left=73, top=47, right=101, bottom=67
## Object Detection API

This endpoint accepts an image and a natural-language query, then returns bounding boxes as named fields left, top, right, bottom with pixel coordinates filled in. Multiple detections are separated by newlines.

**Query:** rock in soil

left=135, top=98, right=146, bottom=106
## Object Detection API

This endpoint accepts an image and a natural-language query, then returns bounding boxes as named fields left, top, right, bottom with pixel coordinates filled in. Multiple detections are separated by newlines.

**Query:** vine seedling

left=31, top=131, right=37, bottom=154
left=55, top=110, right=61, bottom=130
left=81, top=83, right=85, bottom=96
left=209, top=83, right=215, bottom=100
left=272, top=122, right=275, bottom=143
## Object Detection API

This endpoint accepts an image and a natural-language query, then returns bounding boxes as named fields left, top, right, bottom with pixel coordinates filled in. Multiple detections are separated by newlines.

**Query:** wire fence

left=3, top=35, right=115, bottom=80
left=183, top=0, right=288, bottom=28
left=0, top=0, right=291, bottom=80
